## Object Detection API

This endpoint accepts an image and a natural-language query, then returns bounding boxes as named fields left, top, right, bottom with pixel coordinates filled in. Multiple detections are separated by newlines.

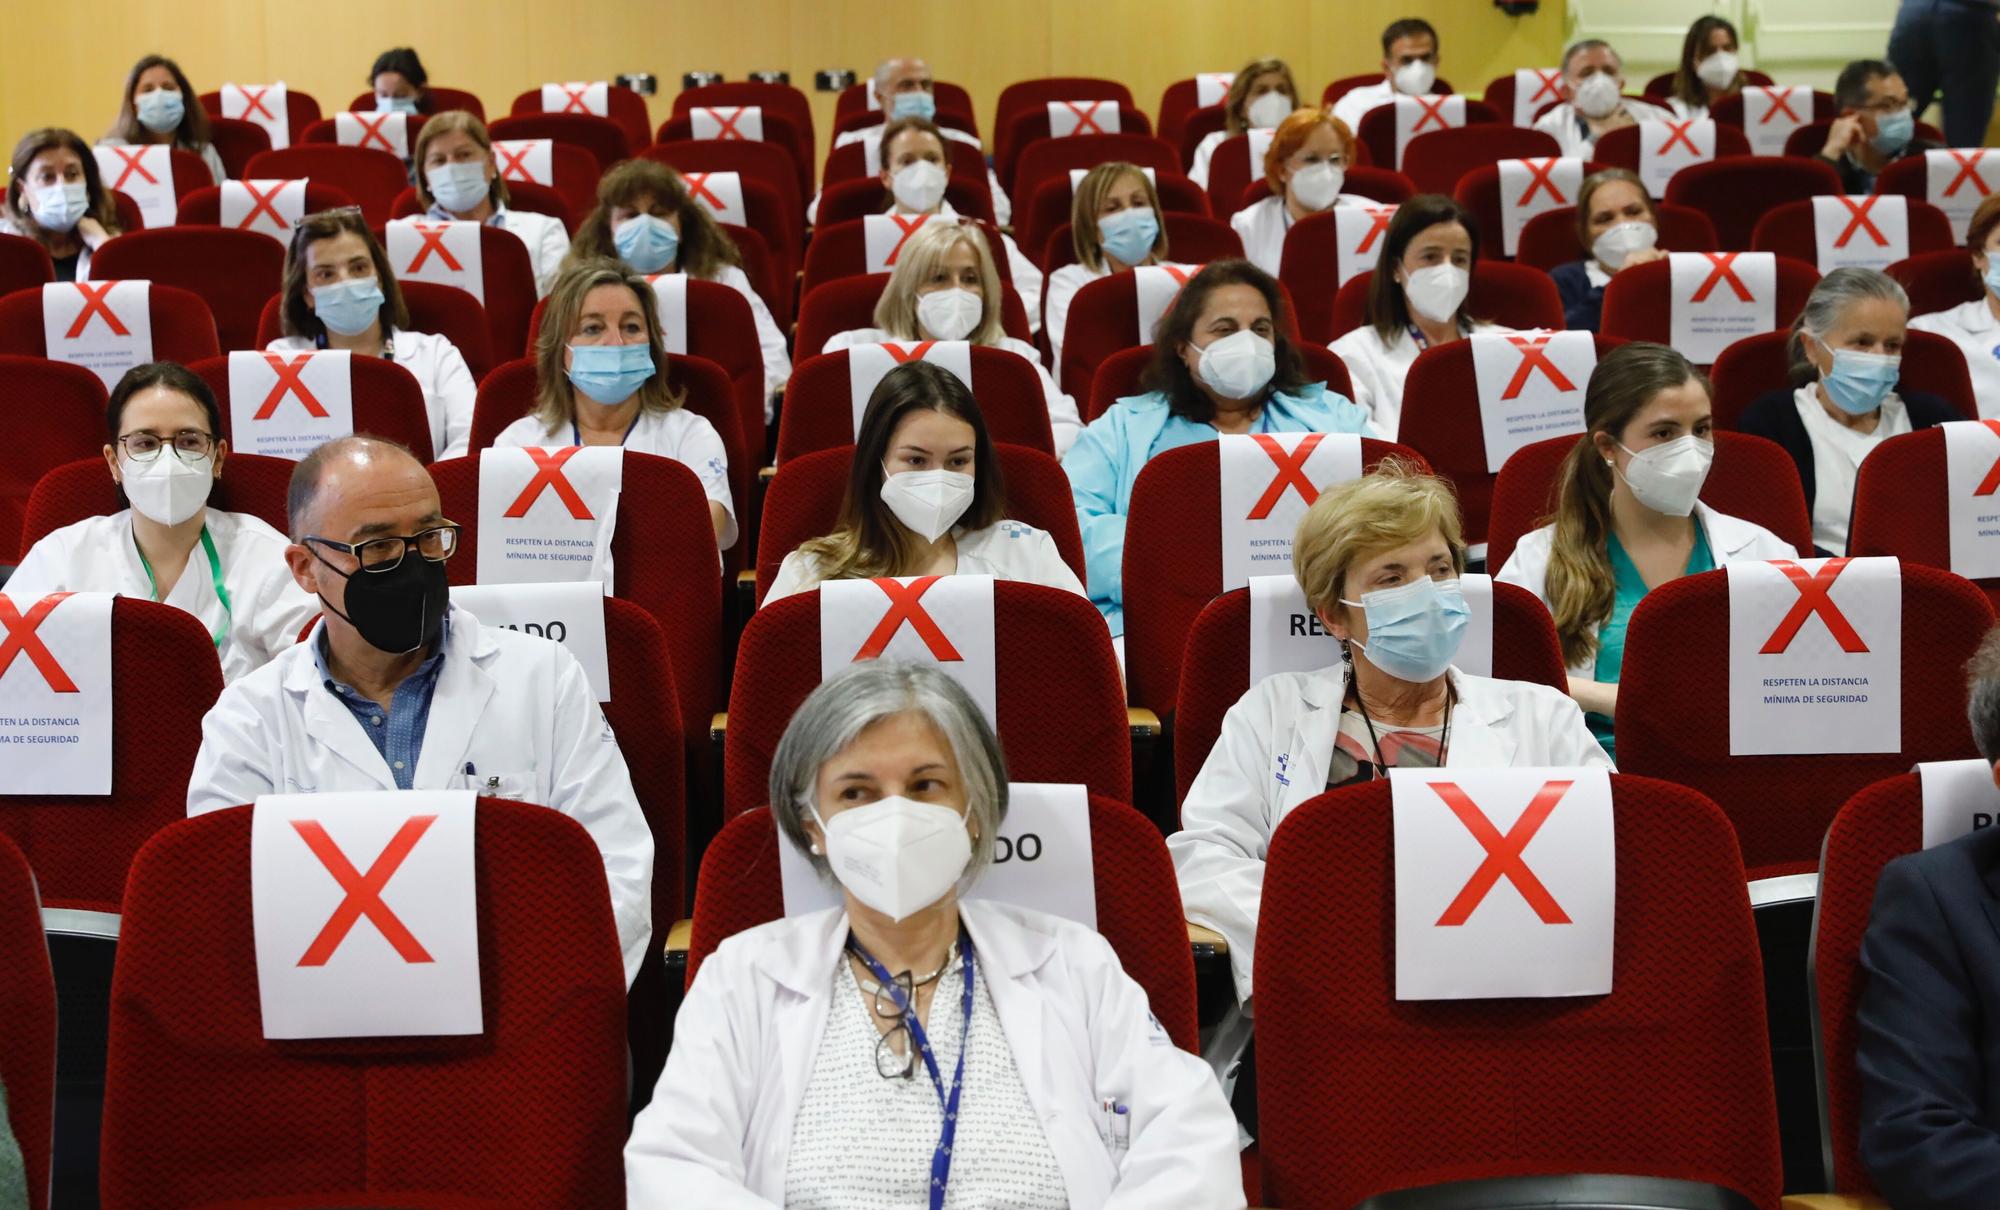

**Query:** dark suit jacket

left=1858, top=821, right=2000, bottom=1209
left=1550, top=260, right=1604, bottom=333
left=1823, top=137, right=1946, bottom=195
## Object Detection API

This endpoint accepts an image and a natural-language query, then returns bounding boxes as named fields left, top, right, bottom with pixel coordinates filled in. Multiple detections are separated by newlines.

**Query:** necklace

left=853, top=939, right=960, bottom=998
left=1347, top=671, right=1454, bottom=778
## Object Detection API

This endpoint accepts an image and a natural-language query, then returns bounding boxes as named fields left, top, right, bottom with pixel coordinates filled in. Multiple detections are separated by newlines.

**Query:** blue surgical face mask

left=376, top=94, right=421, bottom=115
left=890, top=91, right=937, bottom=121
left=567, top=341, right=656, bottom=404
left=1097, top=206, right=1159, bottom=267
left=136, top=89, right=185, bottom=134
left=1338, top=576, right=1470, bottom=684
left=1984, top=263, right=2000, bottom=301
left=1819, top=346, right=1902, bottom=415
left=614, top=213, right=680, bottom=274
left=1871, top=109, right=1915, bottom=156
left=311, top=277, right=386, bottom=336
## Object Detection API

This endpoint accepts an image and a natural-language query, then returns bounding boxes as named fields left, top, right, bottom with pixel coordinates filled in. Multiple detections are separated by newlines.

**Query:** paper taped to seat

left=449, top=582, right=610, bottom=702
left=1219, top=432, right=1363, bottom=588
left=1637, top=119, right=1715, bottom=197
left=1496, top=157, right=1582, bottom=257
left=1335, top=205, right=1399, bottom=286
left=1944, top=420, right=2000, bottom=580
left=1727, top=555, right=1901, bottom=755
left=542, top=81, right=609, bottom=117
left=387, top=219, right=485, bottom=304
left=821, top=574, right=997, bottom=723
left=1813, top=195, right=1909, bottom=273
left=1471, top=329, right=1594, bottom=471
left=1918, top=758, right=2000, bottom=850
left=691, top=106, right=763, bottom=142
left=1926, top=149, right=1997, bottom=241
left=1669, top=251, right=1775, bottom=364
left=42, top=281, right=153, bottom=389
left=228, top=349, right=355, bottom=460
left=221, top=82, right=291, bottom=149
left=475, top=446, right=623, bottom=589
left=846, top=340, right=973, bottom=434
left=681, top=171, right=746, bottom=226
left=335, top=111, right=409, bottom=158
left=219, top=178, right=308, bottom=243
left=1393, top=94, right=1465, bottom=169
left=493, top=139, right=554, bottom=186
left=1743, top=87, right=1813, bottom=157
left=0, top=592, right=112, bottom=795
left=94, top=144, right=175, bottom=229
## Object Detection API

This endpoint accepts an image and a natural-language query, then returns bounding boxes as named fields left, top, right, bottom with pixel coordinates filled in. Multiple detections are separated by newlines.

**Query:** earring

left=809, top=842, right=823, bottom=856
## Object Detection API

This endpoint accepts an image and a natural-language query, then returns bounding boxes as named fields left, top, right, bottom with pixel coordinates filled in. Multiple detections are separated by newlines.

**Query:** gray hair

left=1787, top=267, right=1910, bottom=386
left=873, top=58, right=929, bottom=99
left=769, top=660, right=1009, bottom=878
left=1971, top=627, right=2000, bottom=762
left=1562, top=39, right=1621, bottom=77
left=286, top=434, right=415, bottom=541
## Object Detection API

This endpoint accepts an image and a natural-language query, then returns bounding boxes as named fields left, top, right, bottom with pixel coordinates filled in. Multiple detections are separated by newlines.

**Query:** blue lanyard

left=849, top=929, right=975, bottom=1210
left=571, top=412, right=641, bottom=447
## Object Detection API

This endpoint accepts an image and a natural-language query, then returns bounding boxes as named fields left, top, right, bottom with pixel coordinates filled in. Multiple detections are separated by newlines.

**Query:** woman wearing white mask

left=627, top=659, right=1244, bottom=1208
left=412, top=112, right=570, bottom=297
left=764, top=361, right=1083, bottom=604
left=1549, top=169, right=1668, bottom=333
left=1531, top=39, right=1674, bottom=158
left=1044, top=162, right=1171, bottom=378
left=1911, top=192, right=2000, bottom=417
left=99, top=55, right=226, bottom=185
left=497, top=260, right=735, bottom=547
left=1667, top=15, right=1748, bottom=120
left=1497, top=343, right=1792, bottom=761
left=1329, top=194, right=1507, bottom=438
left=1230, top=108, right=1363, bottom=278
left=566, top=159, right=790, bottom=425
left=821, top=221, right=1081, bottom=455
left=1170, top=462, right=1608, bottom=1095
left=1188, top=57, right=1300, bottom=189
left=876, top=116, right=1043, bottom=334
left=266, top=208, right=478, bottom=460
left=1066, top=259, right=1373, bottom=636
left=0, top=128, right=122, bottom=282
left=7, top=362, right=316, bottom=684
left=1739, top=267, right=1957, bottom=555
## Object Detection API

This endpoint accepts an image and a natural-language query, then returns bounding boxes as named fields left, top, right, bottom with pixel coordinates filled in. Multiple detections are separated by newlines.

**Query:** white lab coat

left=822, top=327, right=1082, bottom=455
left=1531, top=99, right=1677, bottom=159
left=1230, top=193, right=1370, bottom=279
left=1328, top=322, right=1509, bottom=439
left=1496, top=501, right=1798, bottom=678
left=185, top=603, right=655, bottom=984
left=705, top=264, right=791, bottom=424
left=1910, top=298, right=2000, bottom=420
left=493, top=405, right=738, bottom=549
left=428, top=203, right=571, bottom=298
left=821, top=124, right=1013, bottom=227
left=267, top=329, right=478, bottom=460
left=625, top=898, right=1245, bottom=1209
left=762, top=519, right=1087, bottom=606
left=1045, top=261, right=1113, bottom=382
left=5, top=507, right=316, bottom=684
left=1330, top=80, right=1398, bottom=136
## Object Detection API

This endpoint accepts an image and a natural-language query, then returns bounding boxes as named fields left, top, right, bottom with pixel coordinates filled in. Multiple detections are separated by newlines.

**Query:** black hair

left=1366, top=193, right=1482, bottom=338
left=1381, top=18, right=1439, bottom=57
left=369, top=48, right=429, bottom=91
left=1141, top=258, right=1310, bottom=423
left=106, top=361, right=222, bottom=443
left=1835, top=59, right=1898, bottom=112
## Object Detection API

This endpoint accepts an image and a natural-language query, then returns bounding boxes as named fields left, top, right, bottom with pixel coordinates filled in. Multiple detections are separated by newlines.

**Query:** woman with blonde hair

left=100, top=54, right=225, bottom=184
left=412, top=110, right=570, bottom=296
left=1188, top=57, right=1301, bottom=188
left=875, top=115, right=1043, bottom=333
left=1231, top=107, right=1362, bottom=277
left=0, top=128, right=122, bottom=281
left=267, top=208, right=477, bottom=458
left=566, top=159, right=789, bottom=423
left=1044, top=162, right=1171, bottom=377
left=821, top=221, right=1081, bottom=454
left=496, top=259, right=735, bottom=547
left=1499, top=342, right=1793, bottom=759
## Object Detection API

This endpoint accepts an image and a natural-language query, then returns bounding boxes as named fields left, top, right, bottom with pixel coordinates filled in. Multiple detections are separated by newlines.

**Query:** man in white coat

left=185, top=436, right=654, bottom=985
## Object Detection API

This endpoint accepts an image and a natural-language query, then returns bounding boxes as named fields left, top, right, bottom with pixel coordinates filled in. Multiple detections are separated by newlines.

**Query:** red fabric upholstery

left=488, top=113, right=630, bottom=172
left=1485, top=432, right=1812, bottom=576
left=1599, top=255, right=1822, bottom=359
left=1354, top=98, right=1503, bottom=174
left=996, top=104, right=1154, bottom=192
left=343, top=88, right=486, bottom=121
left=300, top=114, right=432, bottom=152
left=1851, top=427, right=2000, bottom=605
left=1454, top=160, right=1609, bottom=261
left=1278, top=209, right=1387, bottom=345
left=1327, top=262, right=1565, bottom=345
left=725, top=583, right=1129, bottom=812
left=1013, top=135, right=1183, bottom=239
left=799, top=216, right=1015, bottom=295
left=1712, top=328, right=1974, bottom=429
left=0, top=833, right=52, bottom=1210
left=1875, top=154, right=1995, bottom=214
left=23, top=453, right=296, bottom=551
left=93, top=148, right=214, bottom=210
left=1591, top=120, right=1753, bottom=176
left=796, top=274, right=1032, bottom=363
left=1085, top=341, right=1353, bottom=423
left=241, top=146, right=409, bottom=228
left=1039, top=212, right=1243, bottom=281
left=1784, top=118, right=1943, bottom=158
left=1177, top=107, right=1227, bottom=172
left=0, top=281, right=219, bottom=365
left=90, top=228, right=287, bottom=354
left=777, top=347, right=1055, bottom=463
left=993, top=78, right=1134, bottom=159
left=1618, top=565, right=1992, bottom=875
left=1886, top=249, right=1984, bottom=318
left=834, top=81, right=977, bottom=132
left=642, top=141, right=804, bottom=257
left=1018, top=173, right=1209, bottom=279
left=1665, top=156, right=1844, bottom=250
left=1172, top=581, right=1569, bottom=804
left=0, top=598, right=221, bottom=913
left=1322, top=74, right=1455, bottom=107
left=831, top=105, right=980, bottom=143
left=0, top=357, right=108, bottom=562
left=198, top=89, right=325, bottom=147
left=483, top=139, right=600, bottom=222
left=174, top=181, right=358, bottom=231
left=1483, top=73, right=1568, bottom=126
left=1710, top=89, right=1839, bottom=130
left=686, top=797, right=1200, bottom=1053
left=597, top=598, right=685, bottom=920
left=1641, top=70, right=1777, bottom=99
left=256, top=281, right=496, bottom=385
left=1401, top=124, right=1562, bottom=196
left=375, top=222, right=535, bottom=366
left=388, top=181, right=574, bottom=233
left=815, top=177, right=997, bottom=228
left=1122, top=439, right=1427, bottom=715
left=655, top=109, right=812, bottom=204
left=1514, top=202, right=1718, bottom=273
left=507, top=83, right=650, bottom=152
left=754, top=443, right=1084, bottom=607
left=190, top=352, right=436, bottom=463
left=99, top=799, right=626, bottom=1209
left=713, top=221, right=787, bottom=329
left=1750, top=196, right=1956, bottom=268
left=0, top=233, right=53, bottom=297
left=823, top=136, right=989, bottom=191
left=1255, top=776, right=1781, bottom=1209
left=1157, top=78, right=1216, bottom=150
left=671, top=81, right=817, bottom=161
left=205, top=117, right=273, bottom=179
left=1058, top=259, right=1280, bottom=403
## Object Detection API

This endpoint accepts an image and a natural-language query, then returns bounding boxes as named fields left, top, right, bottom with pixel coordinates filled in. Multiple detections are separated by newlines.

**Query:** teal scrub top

left=1590, top=521, right=1716, bottom=760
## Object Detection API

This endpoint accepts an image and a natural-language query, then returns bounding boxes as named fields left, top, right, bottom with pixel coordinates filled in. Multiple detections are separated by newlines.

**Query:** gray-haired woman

left=626, top=660, right=1243, bottom=1209
left=1739, top=266, right=1960, bottom=555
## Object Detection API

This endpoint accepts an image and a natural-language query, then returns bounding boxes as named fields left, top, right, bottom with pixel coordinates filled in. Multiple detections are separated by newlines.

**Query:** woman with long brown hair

left=0, top=128, right=122, bottom=281
left=99, top=54, right=226, bottom=184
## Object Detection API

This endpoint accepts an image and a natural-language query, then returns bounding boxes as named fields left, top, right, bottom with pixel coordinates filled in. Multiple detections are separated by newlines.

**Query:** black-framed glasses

left=303, top=524, right=461, bottom=572
left=293, top=204, right=364, bottom=229
left=865, top=971, right=920, bottom=1080
left=1858, top=97, right=1913, bottom=116
left=118, top=430, right=214, bottom=462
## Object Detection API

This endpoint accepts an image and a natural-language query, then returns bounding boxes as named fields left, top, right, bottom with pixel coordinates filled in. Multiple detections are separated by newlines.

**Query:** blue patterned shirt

left=311, top=621, right=449, bottom=791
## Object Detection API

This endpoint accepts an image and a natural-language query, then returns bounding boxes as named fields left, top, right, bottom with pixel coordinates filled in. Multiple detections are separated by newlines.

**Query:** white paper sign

left=846, top=341, right=974, bottom=434
left=0, top=592, right=113, bottom=796
left=1219, top=432, right=1365, bottom=588
left=779, top=782, right=1097, bottom=928
left=251, top=790, right=481, bottom=1038
left=1134, top=264, right=1201, bottom=342
left=1471, top=330, right=1595, bottom=471
left=643, top=273, right=690, bottom=354
left=1636, top=119, right=1716, bottom=197
left=1918, top=758, right=2000, bottom=850
left=227, top=350, right=355, bottom=459
left=1727, top=556, right=1902, bottom=755
left=1392, top=766, right=1615, bottom=1000
left=1511, top=69, right=1566, bottom=127
left=41, top=281, right=153, bottom=389
left=1496, top=157, right=1583, bottom=257
left=691, top=106, right=764, bottom=142
left=863, top=213, right=938, bottom=271
left=1196, top=73, right=1236, bottom=108
left=1943, top=420, right=2000, bottom=579
left=219, top=178, right=308, bottom=243
left=1069, top=166, right=1156, bottom=194
left=1457, top=573, right=1496, bottom=679
left=1393, top=94, right=1466, bottom=168
left=1669, top=251, right=1777, bottom=364
left=1927, top=149, right=1999, bottom=241
left=93, top=144, right=175, bottom=229
left=542, top=81, right=609, bottom=117
left=334, top=111, right=410, bottom=158
left=1812, top=195, right=1910, bottom=272
left=221, top=82, right=290, bottom=149
left=492, top=139, right=554, bottom=186
left=681, top=171, right=746, bottom=226
left=1047, top=100, right=1121, bottom=138
left=1246, top=127, right=1277, bottom=178
left=1742, top=86, right=1814, bottom=157
left=1335, top=204, right=1400, bottom=286
left=386, top=219, right=485, bottom=304
left=1246, top=572, right=1495, bottom=686
left=475, top=446, right=623, bottom=587
left=819, top=575, right=998, bottom=724
left=448, top=582, right=611, bottom=702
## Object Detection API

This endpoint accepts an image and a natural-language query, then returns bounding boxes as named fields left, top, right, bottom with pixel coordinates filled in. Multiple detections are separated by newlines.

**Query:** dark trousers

left=1890, top=0, right=2000, bottom=148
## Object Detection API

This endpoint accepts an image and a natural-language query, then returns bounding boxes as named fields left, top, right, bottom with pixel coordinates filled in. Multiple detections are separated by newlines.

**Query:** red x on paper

left=63, top=282, right=131, bottom=339
left=1061, top=100, right=1107, bottom=135
left=495, top=143, right=535, bottom=181
left=235, top=86, right=277, bottom=122
left=0, top=594, right=79, bottom=693
left=883, top=214, right=929, bottom=266
left=702, top=107, right=750, bottom=139
left=1498, top=334, right=1578, bottom=400
left=1514, top=158, right=1568, bottom=207
left=1760, top=558, right=1869, bottom=654
left=234, top=179, right=290, bottom=230
left=504, top=446, right=594, bottom=519
left=855, top=576, right=964, bottom=661
left=1525, top=69, right=1563, bottom=105
left=1944, top=150, right=1992, bottom=197
left=1690, top=252, right=1754, bottom=303
left=1973, top=419, right=2000, bottom=495
left=1245, top=433, right=1327, bottom=519
left=1409, top=94, right=1453, bottom=134
left=1355, top=207, right=1395, bottom=255
left=1830, top=195, right=1891, bottom=248
left=684, top=172, right=725, bottom=210
left=883, top=341, right=938, bottom=363
left=557, top=85, right=593, bottom=114
left=103, top=146, right=158, bottom=190
left=252, top=353, right=330, bottom=420
left=1431, top=779, right=1574, bottom=926
left=1756, top=86, right=1803, bottom=124
left=1657, top=120, right=1703, bottom=156
left=404, top=223, right=464, bottom=274
left=292, top=815, right=439, bottom=966
left=349, top=112, right=396, bottom=153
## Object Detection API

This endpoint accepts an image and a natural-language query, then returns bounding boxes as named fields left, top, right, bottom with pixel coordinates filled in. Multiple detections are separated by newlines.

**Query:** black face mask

left=315, top=551, right=449, bottom=656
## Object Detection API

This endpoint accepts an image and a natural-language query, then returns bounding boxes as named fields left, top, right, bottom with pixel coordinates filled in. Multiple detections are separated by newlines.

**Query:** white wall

left=1568, top=0, right=1898, bottom=93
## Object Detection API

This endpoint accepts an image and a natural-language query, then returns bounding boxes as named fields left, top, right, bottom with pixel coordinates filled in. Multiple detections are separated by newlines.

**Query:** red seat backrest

left=488, top=112, right=631, bottom=173
left=1665, top=156, right=1844, bottom=250
left=173, top=180, right=358, bottom=232
left=996, top=104, right=1155, bottom=192
left=299, top=113, right=432, bottom=154
left=197, top=88, right=324, bottom=148
left=1454, top=159, right=1608, bottom=261
left=1019, top=172, right=1210, bottom=278
left=203, top=117, right=272, bottom=179
left=372, top=221, right=536, bottom=364
left=0, top=834, right=53, bottom=1210
left=90, top=227, right=287, bottom=354
left=993, top=77, right=1134, bottom=155
left=508, top=83, right=650, bottom=152
left=1400, top=123, right=1562, bottom=195
left=0, top=281, right=219, bottom=367
left=0, top=233, right=54, bottom=296
left=1784, top=118, right=1943, bottom=158
left=1085, top=341, right=1354, bottom=424
left=344, top=87, right=486, bottom=121
left=1851, top=427, right=2000, bottom=607
left=1750, top=196, right=1956, bottom=268
left=23, top=453, right=295, bottom=551
left=816, top=176, right=997, bottom=228
left=1710, top=88, right=1839, bottom=130
left=597, top=597, right=685, bottom=921
left=1514, top=202, right=1719, bottom=272
left=642, top=140, right=804, bottom=253
left=1711, top=327, right=1975, bottom=429
left=671, top=80, right=818, bottom=159
left=1178, top=106, right=1228, bottom=171
left=1013, top=135, right=1183, bottom=238
left=796, top=274, right=1031, bottom=362
left=1327, top=262, right=1565, bottom=345
left=638, top=151, right=801, bottom=287
left=1886, top=248, right=1985, bottom=317
left=190, top=352, right=436, bottom=463
left=254, top=281, right=494, bottom=385
left=1279, top=207, right=1399, bottom=345
left=1591, top=120, right=1754, bottom=175
left=776, top=346, right=1054, bottom=464
left=799, top=216, right=1014, bottom=295
left=240, top=145, right=410, bottom=228
left=1599, top=254, right=1821, bottom=358
left=654, top=109, right=812, bottom=204
left=1353, top=97, right=1503, bottom=173
left=0, top=357, right=109, bottom=562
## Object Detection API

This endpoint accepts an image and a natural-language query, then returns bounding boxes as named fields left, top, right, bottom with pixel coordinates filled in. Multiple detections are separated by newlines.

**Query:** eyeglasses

left=1858, top=97, right=1913, bottom=116
left=118, top=430, right=214, bottom=462
left=864, top=969, right=921, bottom=1079
left=293, top=204, right=364, bottom=229
left=303, top=524, right=461, bottom=572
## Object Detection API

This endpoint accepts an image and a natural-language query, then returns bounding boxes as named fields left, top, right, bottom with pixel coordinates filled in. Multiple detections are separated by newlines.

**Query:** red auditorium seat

left=1590, top=120, right=1753, bottom=178
left=1618, top=564, right=1992, bottom=876
left=1400, top=124, right=1562, bottom=196
left=1157, top=75, right=1230, bottom=150
left=834, top=80, right=977, bottom=133
left=1, top=357, right=107, bottom=563
left=1454, top=159, right=1608, bottom=262
left=671, top=80, right=818, bottom=160
left=654, top=109, right=813, bottom=203
left=241, top=145, right=409, bottom=227
left=189, top=351, right=436, bottom=463
left=1750, top=196, right=1956, bottom=269
left=1085, top=341, right=1354, bottom=423
left=1012, top=134, right=1183, bottom=238
left=1276, top=207, right=1405, bottom=345
left=24, top=453, right=295, bottom=546
left=1255, top=776, right=1781, bottom=1209
left=1018, top=172, right=1209, bottom=277
left=90, top=147, right=211, bottom=220
left=0, top=282, right=219, bottom=366
left=1711, top=328, right=1974, bottom=428
left=1322, top=72, right=1455, bottom=107
left=1353, top=97, right=1503, bottom=174
left=1514, top=201, right=1719, bottom=273
left=724, top=583, right=1129, bottom=813
left=202, top=116, right=272, bottom=179
left=823, top=134, right=990, bottom=192
left=642, top=141, right=805, bottom=253
left=490, top=138, right=602, bottom=223
left=488, top=112, right=632, bottom=172
left=1058, top=259, right=1274, bottom=404
left=992, top=77, right=1136, bottom=170
left=777, top=347, right=1055, bottom=463
left=0, top=233, right=54, bottom=296
left=1664, top=156, right=1844, bottom=250
left=996, top=103, right=1155, bottom=192
left=1177, top=106, right=1227, bottom=171
left=1641, top=69, right=1776, bottom=98
left=0, top=833, right=53, bottom=1210
left=374, top=221, right=537, bottom=365
left=1483, top=71, right=1568, bottom=127
left=798, top=216, right=1015, bottom=295
left=173, top=180, right=359, bottom=234
left=255, top=280, right=495, bottom=384
left=508, top=82, right=651, bottom=152
left=1852, top=428, right=2000, bottom=606
left=89, top=228, right=286, bottom=353
left=815, top=176, right=998, bottom=228
left=755, top=444, right=1084, bottom=607
left=1873, top=152, right=1998, bottom=225
left=637, top=157, right=800, bottom=290
left=197, top=87, right=323, bottom=148
left=1326, top=263, right=1564, bottom=345
left=388, top=179, right=574, bottom=232
left=1598, top=255, right=1821, bottom=358
left=344, top=87, right=486, bottom=120
left=1886, top=249, right=1984, bottom=317
left=796, top=274, right=1032, bottom=362
left=99, top=799, right=628, bottom=1209
left=1039, top=212, right=1242, bottom=278
left=300, top=113, right=432, bottom=155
